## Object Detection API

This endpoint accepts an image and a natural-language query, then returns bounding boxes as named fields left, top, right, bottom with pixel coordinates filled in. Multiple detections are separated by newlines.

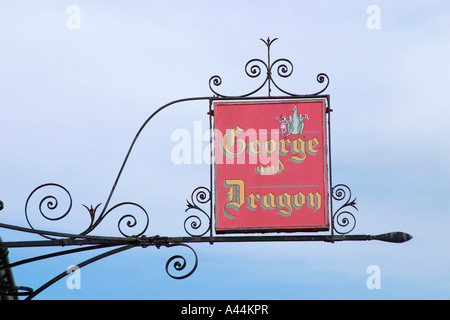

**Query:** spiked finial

left=82, top=203, right=101, bottom=219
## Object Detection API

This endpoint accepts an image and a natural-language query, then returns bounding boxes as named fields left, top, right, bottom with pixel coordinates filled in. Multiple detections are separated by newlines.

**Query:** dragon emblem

left=276, top=105, right=308, bottom=137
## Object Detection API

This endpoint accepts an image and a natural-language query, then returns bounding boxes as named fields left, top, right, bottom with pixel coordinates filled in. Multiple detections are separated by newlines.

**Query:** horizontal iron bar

left=162, top=231, right=412, bottom=244
left=0, top=232, right=412, bottom=248
left=0, top=238, right=136, bottom=248
left=0, top=222, right=130, bottom=242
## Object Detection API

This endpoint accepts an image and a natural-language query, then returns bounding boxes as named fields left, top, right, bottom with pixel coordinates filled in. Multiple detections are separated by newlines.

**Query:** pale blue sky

left=0, top=0, right=449, bottom=299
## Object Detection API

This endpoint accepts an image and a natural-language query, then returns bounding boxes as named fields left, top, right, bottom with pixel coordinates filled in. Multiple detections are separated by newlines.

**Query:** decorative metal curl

left=184, top=187, right=211, bottom=237
left=273, top=58, right=294, bottom=78
left=331, top=184, right=358, bottom=234
left=245, top=58, right=267, bottom=78
left=209, top=37, right=329, bottom=98
left=165, top=243, right=198, bottom=280
left=25, top=183, right=73, bottom=239
left=24, top=184, right=149, bottom=239
left=81, top=202, right=149, bottom=237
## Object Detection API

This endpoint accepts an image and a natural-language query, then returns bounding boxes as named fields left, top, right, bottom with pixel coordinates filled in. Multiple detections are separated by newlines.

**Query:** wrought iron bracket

left=0, top=38, right=412, bottom=299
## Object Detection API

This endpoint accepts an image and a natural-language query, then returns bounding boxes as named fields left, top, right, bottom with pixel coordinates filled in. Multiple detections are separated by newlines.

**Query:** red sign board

left=214, top=98, right=329, bottom=233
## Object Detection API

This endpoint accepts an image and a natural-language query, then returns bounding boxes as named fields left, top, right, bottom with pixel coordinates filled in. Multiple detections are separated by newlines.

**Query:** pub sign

left=214, top=98, right=330, bottom=233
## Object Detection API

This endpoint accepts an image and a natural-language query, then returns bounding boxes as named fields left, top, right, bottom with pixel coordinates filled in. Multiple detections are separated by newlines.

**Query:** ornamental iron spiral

left=165, top=243, right=198, bottom=280
left=331, top=184, right=358, bottom=234
left=209, top=37, right=329, bottom=98
left=24, top=183, right=149, bottom=239
left=184, top=187, right=211, bottom=237
left=24, top=183, right=73, bottom=239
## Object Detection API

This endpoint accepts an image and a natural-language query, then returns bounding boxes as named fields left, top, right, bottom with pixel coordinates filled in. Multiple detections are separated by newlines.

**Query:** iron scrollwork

left=209, top=37, right=329, bottom=98
left=24, top=183, right=72, bottom=239
left=184, top=187, right=211, bottom=237
left=165, top=186, right=212, bottom=279
left=24, top=183, right=149, bottom=239
left=331, top=184, right=358, bottom=234
left=82, top=202, right=149, bottom=238
left=165, top=243, right=198, bottom=280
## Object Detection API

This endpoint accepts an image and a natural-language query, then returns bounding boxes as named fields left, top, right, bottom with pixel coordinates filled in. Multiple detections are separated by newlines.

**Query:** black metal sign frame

left=0, top=38, right=412, bottom=300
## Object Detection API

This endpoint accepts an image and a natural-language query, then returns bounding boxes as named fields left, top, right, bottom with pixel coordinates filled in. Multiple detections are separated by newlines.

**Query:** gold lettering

left=306, top=192, right=322, bottom=212
left=276, top=192, right=293, bottom=216
left=223, top=179, right=245, bottom=219
left=219, top=127, right=320, bottom=167
left=279, top=138, right=290, bottom=156
left=221, top=126, right=246, bottom=158
left=292, top=192, right=305, bottom=209
left=307, top=137, right=320, bottom=155
left=264, top=138, right=278, bottom=156
left=246, top=194, right=260, bottom=211
left=222, top=179, right=323, bottom=218
left=289, top=137, right=307, bottom=163
left=254, top=160, right=285, bottom=175
left=261, top=193, right=276, bottom=210
left=248, top=139, right=261, bottom=157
